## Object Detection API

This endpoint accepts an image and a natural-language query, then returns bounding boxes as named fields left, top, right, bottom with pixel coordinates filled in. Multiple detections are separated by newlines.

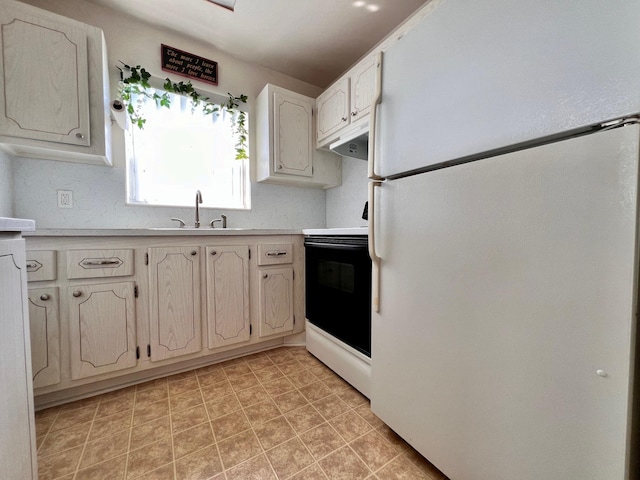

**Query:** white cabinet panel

left=0, top=11, right=90, bottom=146
left=258, top=266, right=294, bottom=337
left=28, top=287, right=61, bottom=388
left=148, top=246, right=202, bottom=361
left=69, top=282, right=137, bottom=380
left=0, top=238, right=37, bottom=479
left=206, top=245, right=250, bottom=349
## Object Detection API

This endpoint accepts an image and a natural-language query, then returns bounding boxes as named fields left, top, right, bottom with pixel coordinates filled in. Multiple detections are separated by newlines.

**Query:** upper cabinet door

left=0, top=7, right=90, bottom=146
left=349, top=55, right=377, bottom=123
left=316, top=78, right=350, bottom=145
left=273, top=90, right=313, bottom=177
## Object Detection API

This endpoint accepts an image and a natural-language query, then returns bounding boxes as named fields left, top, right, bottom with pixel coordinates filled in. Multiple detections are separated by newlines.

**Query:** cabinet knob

left=341, top=116, right=348, bottom=122
left=75, top=133, right=85, bottom=139
left=191, top=250, right=198, bottom=256
left=39, top=294, right=50, bottom=301
left=72, top=291, right=82, bottom=297
left=210, top=251, right=217, bottom=256
left=351, top=111, right=358, bottom=117
left=263, top=274, right=268, bottom=279
left=277, top=164, right=283, bottom=170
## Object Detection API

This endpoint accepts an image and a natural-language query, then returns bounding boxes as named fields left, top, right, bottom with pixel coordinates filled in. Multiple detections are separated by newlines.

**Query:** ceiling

left=83, top=0, right=428, bottom=88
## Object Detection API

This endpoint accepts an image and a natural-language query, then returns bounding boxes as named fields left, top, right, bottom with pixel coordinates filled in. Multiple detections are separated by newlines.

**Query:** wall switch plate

left=57, top=190, right=73, bottom=208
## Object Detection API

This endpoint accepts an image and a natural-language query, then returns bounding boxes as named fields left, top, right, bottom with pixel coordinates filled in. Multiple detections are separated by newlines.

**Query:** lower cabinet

left=206, top=245, right=250, bottom=349
left=25, top=235, right=303, bottom=403
left=148, top=246, right=202, bottom=362
left=68, top=282, right=137, bottom=380
left=258, top=266, right=294, bottom=337
left=28, top=287, right=61, bottom=388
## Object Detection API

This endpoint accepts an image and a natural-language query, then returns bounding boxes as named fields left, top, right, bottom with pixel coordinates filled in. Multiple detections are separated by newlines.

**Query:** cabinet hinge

left=134, top=285, right=139, bottom=298
left=136, top=346, right=140, bottom=359
left=293, top=315, right=296, bottom=325
left=145, top=253, right=149, bottom=265
left=293, top=270, right=295, bottom=280
left=248, top=248, right=251, bottom=259
left=249, top=324, right=252, bottom=335
left=147, top=345, right=151, bottom=357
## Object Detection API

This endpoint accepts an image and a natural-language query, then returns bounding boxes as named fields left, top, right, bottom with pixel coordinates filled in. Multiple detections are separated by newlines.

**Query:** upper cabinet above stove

left=0, top=0, right=112, bottom=166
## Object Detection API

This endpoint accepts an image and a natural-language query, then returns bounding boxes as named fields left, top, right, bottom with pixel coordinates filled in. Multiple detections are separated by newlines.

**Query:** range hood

left=329, top=123, right=369, bottom=160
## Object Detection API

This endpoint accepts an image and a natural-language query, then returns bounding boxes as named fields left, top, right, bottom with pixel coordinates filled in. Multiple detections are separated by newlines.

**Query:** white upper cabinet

left=273, top=90, right=313, bottom=177
left=0, top=0, right=111, bottom=165
left=316, top=78, right=350, bottom=146
left=0, top=12, right=90, bottom=146
left=256, top=83, right=341, bottom=189
left=316, top=54, right=378, bottom=149
left=349, top=55, right=378, bottom=124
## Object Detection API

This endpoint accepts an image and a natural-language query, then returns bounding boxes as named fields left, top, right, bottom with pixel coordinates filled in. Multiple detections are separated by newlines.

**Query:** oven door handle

left=304, top=242, right=367, bottom=251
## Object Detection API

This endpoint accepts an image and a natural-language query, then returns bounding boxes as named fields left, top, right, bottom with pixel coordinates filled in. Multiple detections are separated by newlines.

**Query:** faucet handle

left=209, top=219, right=221, bottom=228
left=171, top=217, right=186, bottom=228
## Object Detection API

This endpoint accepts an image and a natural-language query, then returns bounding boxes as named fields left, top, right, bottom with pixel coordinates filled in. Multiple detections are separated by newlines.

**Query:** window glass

left=126, top=90, right=250, bottom=209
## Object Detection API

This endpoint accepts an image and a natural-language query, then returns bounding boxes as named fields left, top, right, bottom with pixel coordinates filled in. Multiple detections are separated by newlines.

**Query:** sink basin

left=146, top=227, right=257, bottom=231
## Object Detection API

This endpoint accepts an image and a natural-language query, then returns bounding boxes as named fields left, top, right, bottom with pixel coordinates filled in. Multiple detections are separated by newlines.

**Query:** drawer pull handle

left=72, top=291, right=82, bottom=298
left=39, top=294, right=50, bottom=301
left=26, top=262, right=38, bottom=269
left=266, top=251, right=287, bottom=257
left=82, top=260, right=121, bottom=266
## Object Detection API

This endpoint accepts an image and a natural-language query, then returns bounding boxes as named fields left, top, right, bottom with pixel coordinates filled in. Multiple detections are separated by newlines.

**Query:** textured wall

left=326, top=156, right=368, bottom=228
left=11, top=0, right=327, bottom=230
left=0, top=151, right=13, bottom=218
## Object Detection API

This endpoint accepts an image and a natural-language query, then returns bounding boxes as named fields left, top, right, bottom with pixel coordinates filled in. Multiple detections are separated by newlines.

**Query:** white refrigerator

left=369, top=1, right=640, bottom=479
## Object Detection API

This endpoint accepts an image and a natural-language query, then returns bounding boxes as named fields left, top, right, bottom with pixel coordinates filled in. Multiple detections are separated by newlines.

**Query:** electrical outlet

left=57, top=190, right=73, bottom=208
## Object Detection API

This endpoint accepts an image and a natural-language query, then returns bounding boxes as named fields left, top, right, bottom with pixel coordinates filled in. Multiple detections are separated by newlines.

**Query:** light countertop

left=24, top=228, right=301, bottom=237
left=0, top=217, right=36, bottom=232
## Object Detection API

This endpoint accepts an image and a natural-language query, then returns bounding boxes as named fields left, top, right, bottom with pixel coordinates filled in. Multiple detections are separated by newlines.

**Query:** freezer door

left=376, top=0, right=640, bottom=178
left=371, top=125, right=639, bottom=480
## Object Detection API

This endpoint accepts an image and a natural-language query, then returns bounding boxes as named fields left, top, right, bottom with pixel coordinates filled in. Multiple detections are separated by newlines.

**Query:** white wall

left=12, top=0, right=327, bottom=230
left=0, top=150, right=14, bottom=218
left=326, top=156, right=368, bottom=228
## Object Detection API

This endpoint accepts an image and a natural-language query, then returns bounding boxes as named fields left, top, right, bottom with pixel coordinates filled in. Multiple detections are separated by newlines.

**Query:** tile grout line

left=195, top=365, right=229, bottom=480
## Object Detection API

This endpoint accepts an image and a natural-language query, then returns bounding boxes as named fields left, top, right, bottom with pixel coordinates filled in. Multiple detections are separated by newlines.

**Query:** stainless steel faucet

left=209, top=214, right=228, bottom=228
left=195, top=190, right=203, bottom=228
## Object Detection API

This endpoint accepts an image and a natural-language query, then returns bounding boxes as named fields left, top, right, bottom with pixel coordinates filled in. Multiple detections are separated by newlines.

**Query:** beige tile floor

left=35, top=346, right=448, bottom=480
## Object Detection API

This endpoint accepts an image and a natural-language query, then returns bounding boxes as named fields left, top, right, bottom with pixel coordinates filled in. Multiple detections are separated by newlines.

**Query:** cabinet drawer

left=26, top=250, right=57, bottom=282
left=257, top=243, right=293, bottom=266
left=67, top=249, right=134, bottom=279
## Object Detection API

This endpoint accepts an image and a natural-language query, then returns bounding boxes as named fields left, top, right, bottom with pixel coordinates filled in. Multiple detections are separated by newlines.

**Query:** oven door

left=304, top=236, right=371, bottom=357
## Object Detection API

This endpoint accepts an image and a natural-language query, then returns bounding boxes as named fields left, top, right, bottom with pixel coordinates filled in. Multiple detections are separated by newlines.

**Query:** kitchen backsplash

left=326, top=156, right=369, bottom=228
left=0, top=151, right=13, bottom=218
left=11, top=156, right=327, bottom=230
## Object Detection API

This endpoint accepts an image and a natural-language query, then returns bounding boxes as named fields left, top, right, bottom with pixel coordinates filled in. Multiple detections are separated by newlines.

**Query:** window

left=126, top=90, right=250, bottom=209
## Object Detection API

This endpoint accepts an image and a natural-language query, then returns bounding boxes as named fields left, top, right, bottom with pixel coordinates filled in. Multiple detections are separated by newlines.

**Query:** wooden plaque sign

left=161, top=44, right=218, bottom=85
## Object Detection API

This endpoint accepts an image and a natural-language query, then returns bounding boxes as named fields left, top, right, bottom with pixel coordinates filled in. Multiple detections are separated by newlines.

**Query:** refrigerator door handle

left=368, top=52, right=384, bottom=181
left=368, top=180, right=382, bottom=312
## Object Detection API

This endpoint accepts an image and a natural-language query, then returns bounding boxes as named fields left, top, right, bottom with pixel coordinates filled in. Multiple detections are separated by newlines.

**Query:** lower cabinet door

left=148, top=247, right=202, bottom=361
left=68, top=282, right=137, bottom=380
left=206, top=245, right=250, bottom=349
left=258, top=266, right=294, bottom=337
left=28, top=287, right=61, bottom=388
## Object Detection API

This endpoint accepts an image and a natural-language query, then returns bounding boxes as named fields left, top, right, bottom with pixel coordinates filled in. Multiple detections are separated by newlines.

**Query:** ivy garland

left=117, top=62, right=248, bottom=160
